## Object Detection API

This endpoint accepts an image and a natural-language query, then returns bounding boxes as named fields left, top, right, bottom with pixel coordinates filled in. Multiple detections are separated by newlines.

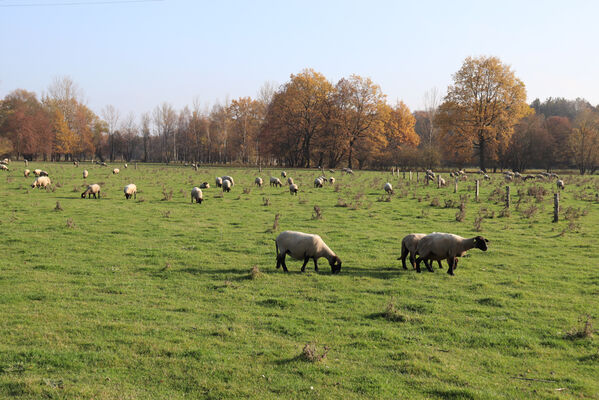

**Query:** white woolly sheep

left=124, top=184, right=137, bottom=200
left=124, top=163, right=128, bottom=168
left=329, top=177, right=335, bottom=184
left=399, top=233, right=443, bottom=270
left=270, top=177, right=282, bottom=187
left=275, top=230, right=342, bottom=273
left=438, top=177, right=446, bottom=187
left=222, top=179, right=232, bottom=192
left=289, top=183, right=299, bottom=195
left=557, top=179, right=565, bottom=190
left=24, top=169, right=30, bottom=177
left=113, top=168, right=120, bottom=174
left=101, top=162, right=108, bottom=167
left=33, top=169, right=42, bottom=176
left=73, top=161, right=79, bottom=167
left=281, top=171, right=287, bottom=178
left=287, top=177, right=294, bottom=185
left=81, top=184, right=101, bottom=199
left=31, top=176, right=51, bottom=188
left=314, top=178, right=324, bottom=188
left=0, top=164, right=8, bottom=171
left=215, top=177, right=223, bottom=187
left=415, top=232, right=489, bottom=275
left=199, top=182, right=210, bottom=189
left=83, top=170, right=88, bottom=179
left=221, top=176, right=234, bottom=186
left=384, top=182, right=393, bottom=194
left=484, top=174, right=491, bottom=180
left=191, top=187, right=203, bottom=203
left=255, top=177, right=263, bottom=187
left=39, top=170, right=49, bottom=177
left=328, top=169, right=335, bottom=173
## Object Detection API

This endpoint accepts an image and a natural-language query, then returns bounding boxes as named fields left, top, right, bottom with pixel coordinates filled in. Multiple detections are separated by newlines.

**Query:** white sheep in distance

left=31, top=176, right=51, bottom=188
left=314, top=178, right=324, bottom=188
left=270, top=177, right=282, bottom=187
left=24, top=169, right=30, bottom=177
left=33, top=169, right=42, bottom=176
left=39, top=170, right=49, bottom=177
left=275, top=230, right=342, bottom=273
left=415, top=232, right=489, bottom=275
left=124, top=184, right=137, bottom=200
left=289, top=183, right=299, bottom=195
left=81, top=184, right=101, bottom=199
left=191, top=187, right=203, bottom=203
left=222, top=179, right=232, bottom=192
left=124, top=163, right=128, bottom=168
left=83, top=170, right=88, bottom=179
left=221, top=176, right=234, bottom=186
left=399, top=233, right=443, bottom=270
left=329, top=177, right=335, bottom=184
left=255, top=177, right=263, bottom=187
left=557, top=179, right=565, bottom=190
left=199, top=182, right=210, bottom=189
left=287, top=177, right=294, bottom=185
left=384, top=182, right=393, bottom=194
left=0, top=164, right=8, bottom=171
left=281, top=171, right=287, bottom=178
left=438, top=177, right=446, bottom=187
left=215, top=177, right=223, bottom=188
left=113, top=168, right=120, bottom=174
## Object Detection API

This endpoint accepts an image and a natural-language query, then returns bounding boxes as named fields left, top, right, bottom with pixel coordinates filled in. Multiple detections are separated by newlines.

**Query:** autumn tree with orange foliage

left=437, top=56, right=531, bottom=171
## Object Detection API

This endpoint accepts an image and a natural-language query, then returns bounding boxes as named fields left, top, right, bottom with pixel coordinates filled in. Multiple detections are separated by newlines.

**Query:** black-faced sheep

left=81, top=184, right=101, bottom=198
left=113, top=168, right=120, bottom=174
left=384, top=182, right=393, bottom=194
left=399, top=233, right=443, bottom=270
left=124, top=184, right=137, bottom=200
left=289, top=183, right=299, bottom=195
left=255, top=177, right=263, bottom=187
left=275, top=230, right=342, bottom=273
left=24, top=169, right=30, bottom=177
left=329, top=177, right=335, bottom=184
left=199, top=182, right=210, bottom=189
left=314, top=178, right=324, bottom=188
left=281, top=171, right=287, bottom=178
left=83, top=170, right=88, bottom=179
left=222, top=176, right=234, bottom=186
left=215, top=177, right=223, bottom=187
left=191, top=187, right=203, bottom=203
left=287, top=177, right=294, bottom=185
left=270, top=177, right=282, bottom=187
left=222, top=179, right=232, bottom=192
left=0, top=164, right=9, bottom=171
left=31, top=176, right=51, bottom=188
left=557, top=179, right=565, bottom=190
left=415, top=232, right=488, bottom=275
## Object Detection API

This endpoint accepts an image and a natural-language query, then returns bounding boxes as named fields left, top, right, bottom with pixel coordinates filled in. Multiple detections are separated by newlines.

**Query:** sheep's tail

left=399, top=240, right=408, bottom=260
left=274, top=240, right=279, bottom=258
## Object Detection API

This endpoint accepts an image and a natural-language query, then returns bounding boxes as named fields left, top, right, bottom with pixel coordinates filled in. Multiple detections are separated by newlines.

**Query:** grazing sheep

left=415, top=232, right=489, bottom=275
left=39, top=170, right=49, bottom=177
left=101, top=162, right=108, bottom=167
left=124, top=184, right=137, bottom=200
left=345, top=168, right=354, bottom=175
left=81, top=184, right=101, bottom=199
left=384, top=182, right=393, bottom=194
left=399, top=233, right=443, bottom=270
left=314, top=178, right=324, bottom=188
left=329, top=177, right=335, bottom=184
left=287, top=177, right=294, bottom=185
left=221, top=176, right=234, bottom=186
left=83, top=170, right=88, bottom=179
left=438, top=177, right=446, bottom=187
left=477, top=169, right=485, bottom=175
left=199, top=182, right=210, bottom=189
left=289, top=183, right=299, bottom=195
left=222, top=179, right=232, bottom=192
left=270, top=177, right=282, bottom=187
left=24, top=169, right=30, bottom=177
left=275, top=230, right=342, bottom=273
left=113, top=168, right=120, bottom=174
left=328, top=169, right=335, bottom=173
left=1, top=158, right=9, bottom=164
left=191, top=187, right=203, bottom=203
left=557, top=179, right=565, bottom=190
left=31, top=176, right=51, bottom=188
left=73, top=161, right=79, bottom=167
left=215, top=177, right=223, bottom=187
left=484, top=174, right=491, bottom=180
left=124, top=163, right=128, bottom=168
left=504, top=175, right=513, bottom=181
left=33, top=169, right=42, bottom=176
left=281, top=171, right=287, bottom=178
left=514, top=172, right=522, bottom=179
left=0, top=164, right=9, bottom=171
left=255, top=177, right=263, bottom=187
left=523, top=174, right=535, bottom=181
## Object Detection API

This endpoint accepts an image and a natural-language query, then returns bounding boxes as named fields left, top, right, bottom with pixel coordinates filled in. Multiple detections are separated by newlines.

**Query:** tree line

left=1, top=57, right=598, bottom=173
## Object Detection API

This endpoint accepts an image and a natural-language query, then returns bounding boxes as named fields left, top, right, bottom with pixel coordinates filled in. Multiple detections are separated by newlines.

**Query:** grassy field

left=0, top=162, right=598, bottom=399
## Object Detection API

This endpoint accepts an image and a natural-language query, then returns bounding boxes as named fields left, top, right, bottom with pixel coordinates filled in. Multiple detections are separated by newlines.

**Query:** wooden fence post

left=506, top=186, right=511, bottom=209
left=475, top=179, right=479, bottom=202
left=417, top=171, right=419, bottom=182
left=409, top=171, right=412, bottom=181
left=135, top=162, right=137, bottom=170
left=553, top=193, right=559, bottom=222
left=454, top=178, right=458, bottom=193
left=403, top=170, right=406, bottom=179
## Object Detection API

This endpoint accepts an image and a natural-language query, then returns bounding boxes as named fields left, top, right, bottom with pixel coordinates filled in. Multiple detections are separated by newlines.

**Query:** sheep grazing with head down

left=384, top=182, right=393, bottom=194
left=124, top=163, right=128, bottom=168
left=215, top=177, right=223, bottom=188
left=113, top=168, right=120, bottom=175
left=31, top=176, right=51, bottom=188
left=275, top=230, right=342, bottom=274
left=33, top=169, right=42, bottom=176
left=287, top=177, right=294, bottom=185
left=438, top=177, right=446, bottom=187
left=270, top=177, right=282, bottom=187
left=24, top=169, right=30, bottom=177
left=329, top=177, right=335, bottom=184
left=199, top=182, right=210, bottom=189
left=399, top=233, right=443, bottom=270
left=222, top=179, right=232, bottom=192
left=83, top=170, right=88, bottom=179
left=314, top=178, right=324, bottom=188
left=281, top=171, right=287, bottom=178
left=415, top=232, right=489, bottom=275
left=124, top=184, right=137, bottom=200
left=255, top=177, right=263, bottom=187
left=0, top=164, right=8, bottom=171
left=289, top=183, right=299, bottom=195
left=39, top=170, right=49, bottom=177
left=191, top=187, right=203, bottom=203
left=81, top=184, right=101, bottom=199
left=557, top=179, right=565, bottom=190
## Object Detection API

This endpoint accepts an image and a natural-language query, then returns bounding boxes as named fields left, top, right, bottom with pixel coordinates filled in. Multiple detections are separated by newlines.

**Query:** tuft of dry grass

left=301, top=343, right=329, bottom=362
left=54, top=201, right=63, bottom=211
left=565, top=315, right=594, bottom=340
left=384, top=298, right=409, bottom=322
left=250, top=265, right=262, bottom=280
left=262, top=197, right=271, bottom=206
left=312, top=205, right=323, bottom=219
left=66, top=218, right=75, bottom=229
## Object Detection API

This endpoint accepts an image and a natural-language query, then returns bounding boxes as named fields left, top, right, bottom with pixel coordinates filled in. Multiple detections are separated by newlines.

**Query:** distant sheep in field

left=39, top=170, right=49, bottom=177
left=289, top=183, right=299, bottom=195
left=191, top=187, right=203, bottom=203
left=222, top=179, right=232, bottom=192
left=438, top=177, right=446, bottom=187
left=484, top=174, right=490, bottom=180
left=281, top=171, right=287, bottom=178
left=255, top=177, right=263, bottom=187
left=557, top=179, right=565, bottom=190
left=328, top=169, right=335, bottom=173
left=287, top=177, right=294, bottom=185
left=274, top=230, right=342, bottom=273
left=384, top=182, right=393, bottom=194
left=101, top=162, right=108, bottom=167
left=314, top=178, right=324, bottom=188
left=81, top=184, right=101, bottom=199
left=33, top=169, right=42, bottom=176
left=399, top=233, right=443, bottom=270
left=124, top=163, right=128, bottom=168
left=24, top=169, right=30, bottom=177
left=73, top=161, right=79, bottom=167
left=221, top=176, right=234, bottom=186
left=329, top=177, right=335, bottom=184
left=270, top=177, right=282, bottom=187
left=199, top=182, right=210, bottom=189
left=215, top=177, right=223, bottom=187
left=124, top=184, right=137, bottom=199
left=415, top=232, right=488, bottom=275
left=113, top=168, right=120, bottom=174
left=31, top=176, right=51, bottom=188
left=83, top=170, right=88, bottom=179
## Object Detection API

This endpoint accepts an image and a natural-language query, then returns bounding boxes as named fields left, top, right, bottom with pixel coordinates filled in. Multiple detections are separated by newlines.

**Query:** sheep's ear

left=484, top=238, right=489, bottom=243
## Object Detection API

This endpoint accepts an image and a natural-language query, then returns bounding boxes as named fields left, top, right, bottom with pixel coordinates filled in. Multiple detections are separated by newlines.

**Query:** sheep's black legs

left=437, top=260, right=443, bottom=269
left=301, top=256, right=310, bottom=272
left=313, top=258, right=318, bottom=272
left=414, top=257, right=422, bottom=273
left=276, top=255, right=281, bottom=269
left=447, top=257, right=456, bottom=275
left=425, top=260, right=434, bottom=273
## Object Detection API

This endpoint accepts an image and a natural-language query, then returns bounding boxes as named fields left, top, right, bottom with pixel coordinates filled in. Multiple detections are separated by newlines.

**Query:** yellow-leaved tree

left=53, top=109, right=78, bottom=157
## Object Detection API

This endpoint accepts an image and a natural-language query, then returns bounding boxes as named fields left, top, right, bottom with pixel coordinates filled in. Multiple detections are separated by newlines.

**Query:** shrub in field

left=250, top=265, right=262, bottom=280
left=430, top=197, right=440, bottom=207
left=474, top=215, right=483, bottom=231
left=161, top=187, right=173, bottom=201
left=521, top=205, right=538, bottom=219
left=243, top=187, right=251, bottom=194
left=312, top=205, right=322, bottom=219
left=527, top=185, right=547, bottom=202
left=272, top=213, right=280, bottom=231
left=262, top=197, right=271, bottom=206
left=301, top=343, right=329, bottom=362
left=54, top=201, right=63, bottom=211
left=455, top=201, right=466, bottom=222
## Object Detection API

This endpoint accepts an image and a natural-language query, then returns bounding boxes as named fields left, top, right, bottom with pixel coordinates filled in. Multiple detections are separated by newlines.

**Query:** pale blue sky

left=1, top=0, right=598, bottom=118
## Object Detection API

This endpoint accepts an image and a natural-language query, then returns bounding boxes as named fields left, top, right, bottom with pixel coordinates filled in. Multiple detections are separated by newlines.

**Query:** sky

left=1, top=0, right=598, bottom=119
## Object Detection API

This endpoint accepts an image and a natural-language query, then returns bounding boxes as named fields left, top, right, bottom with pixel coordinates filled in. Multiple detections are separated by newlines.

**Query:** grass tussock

left=250, top=265, right=262, bottom=280
left=384, top=298, right=409, bottom=322
left=301, top=343, right=329, bottom=363
left=565, top=315, right=594, bottom=340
